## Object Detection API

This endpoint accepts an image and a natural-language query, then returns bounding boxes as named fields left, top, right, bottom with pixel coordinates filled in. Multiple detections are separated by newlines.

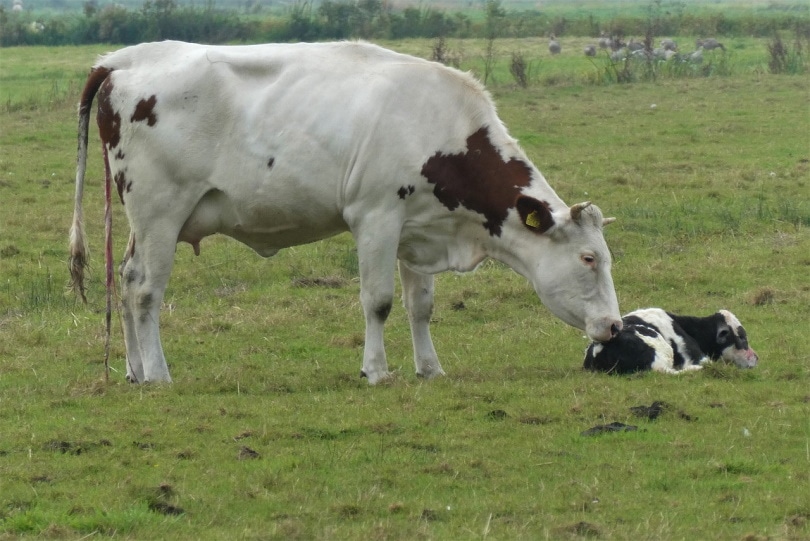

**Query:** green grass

left=1, top=41, right=809, bottom=540
left=383, top=36, right=777, bottom=82
left=0, top=45, right=110, bottom=111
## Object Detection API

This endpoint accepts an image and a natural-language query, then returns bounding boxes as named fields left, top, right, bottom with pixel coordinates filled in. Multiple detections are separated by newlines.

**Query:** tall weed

left=768, top=32, right=806, bottom=74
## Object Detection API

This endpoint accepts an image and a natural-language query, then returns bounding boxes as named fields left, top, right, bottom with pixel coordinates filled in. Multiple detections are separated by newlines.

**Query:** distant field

left=0, top=37, right=782, bottom=110
left=0, top=45, right=108, bottom=110
left=0, top=42, right=808, bottom=539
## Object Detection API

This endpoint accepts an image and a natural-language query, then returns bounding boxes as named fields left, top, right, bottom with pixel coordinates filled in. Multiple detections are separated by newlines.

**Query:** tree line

left=1, top=0, right=808, bottom=47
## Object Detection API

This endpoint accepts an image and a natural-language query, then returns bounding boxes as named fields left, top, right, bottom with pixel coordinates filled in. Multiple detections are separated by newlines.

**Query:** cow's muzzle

left=587, top=317, right=623, bottom=343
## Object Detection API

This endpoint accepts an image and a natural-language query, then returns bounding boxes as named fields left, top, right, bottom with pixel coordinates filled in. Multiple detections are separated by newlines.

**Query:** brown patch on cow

left=114, top=170, right=127, bottom=205
left=267, top=157, right=275, bottom=168
left=420, top=127, right=533, bottom=236
left=131, top=95, right=158, bottom=126
left=115, top=149, right=125, bottom=160
left=97, top=76, right=121, bottom=150
left=397, top=185, right=416, bottom=199
left=127, top=234, right=136, bottom=259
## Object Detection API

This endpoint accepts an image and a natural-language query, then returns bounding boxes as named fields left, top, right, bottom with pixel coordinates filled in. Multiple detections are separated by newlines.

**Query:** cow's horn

left=602, top=217, right=616, bottom=226
left=570, top=201, right=592, bottom=222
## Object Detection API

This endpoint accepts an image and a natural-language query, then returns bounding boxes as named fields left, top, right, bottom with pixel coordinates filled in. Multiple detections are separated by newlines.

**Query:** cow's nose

left=586, top=317, right=623, bottom=343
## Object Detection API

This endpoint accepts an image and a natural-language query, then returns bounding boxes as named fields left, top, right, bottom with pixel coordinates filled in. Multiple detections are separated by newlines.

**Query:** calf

left=584, top=308, right=758, bottom=374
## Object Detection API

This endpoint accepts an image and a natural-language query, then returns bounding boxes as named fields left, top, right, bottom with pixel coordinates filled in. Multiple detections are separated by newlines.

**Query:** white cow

left=69, top=41, right=622, bottom=384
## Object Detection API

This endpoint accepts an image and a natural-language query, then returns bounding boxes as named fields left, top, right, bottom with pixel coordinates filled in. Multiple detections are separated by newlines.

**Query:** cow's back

left=97, top=41, right=501, bottom=186
left=95, top=41, right=519, bottom=254
left=96, top=41, right=497, bottom=151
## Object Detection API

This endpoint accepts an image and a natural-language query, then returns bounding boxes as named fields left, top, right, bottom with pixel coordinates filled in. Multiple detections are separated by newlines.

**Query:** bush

left=767, top=32, right=806, bottom=74
left=509, top=51, right=528, bottom=87
left=0, top=0, right=808, bottom=47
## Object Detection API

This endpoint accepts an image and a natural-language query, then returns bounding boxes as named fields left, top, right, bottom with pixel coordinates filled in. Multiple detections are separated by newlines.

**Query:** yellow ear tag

left=525, top=210, right=541, bottom=229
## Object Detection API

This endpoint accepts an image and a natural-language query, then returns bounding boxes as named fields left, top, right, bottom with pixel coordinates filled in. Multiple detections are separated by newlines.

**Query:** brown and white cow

left=69, top=41, right=622, bottom=384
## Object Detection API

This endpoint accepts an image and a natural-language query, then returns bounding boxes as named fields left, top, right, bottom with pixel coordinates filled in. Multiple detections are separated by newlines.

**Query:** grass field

left=1, top=39, right=809, bottom=540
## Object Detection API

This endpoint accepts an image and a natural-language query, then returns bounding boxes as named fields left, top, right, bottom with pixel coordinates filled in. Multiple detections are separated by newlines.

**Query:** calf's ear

left=716, top=325, right=730, bottom=344
left=516, top=196, right=555, bottom=234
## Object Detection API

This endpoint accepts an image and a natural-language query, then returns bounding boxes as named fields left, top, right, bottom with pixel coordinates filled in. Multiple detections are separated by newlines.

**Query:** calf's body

left=584, top=308, right=758, bottom=374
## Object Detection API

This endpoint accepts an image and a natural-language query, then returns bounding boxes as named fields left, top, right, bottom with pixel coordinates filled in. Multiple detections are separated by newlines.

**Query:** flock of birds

left=547, top=32, right=726, bottom=64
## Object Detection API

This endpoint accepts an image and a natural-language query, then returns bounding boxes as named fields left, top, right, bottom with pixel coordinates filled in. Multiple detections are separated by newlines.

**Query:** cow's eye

left=581, top=254, right=596, bottom=267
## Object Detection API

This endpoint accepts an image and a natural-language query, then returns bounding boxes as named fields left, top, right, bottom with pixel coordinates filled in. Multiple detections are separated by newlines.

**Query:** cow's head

left=510, top=196, right=622, bottom=342
left=714, top=310, right=758, bottom=368
left=420, top=126, right=622, bottom=342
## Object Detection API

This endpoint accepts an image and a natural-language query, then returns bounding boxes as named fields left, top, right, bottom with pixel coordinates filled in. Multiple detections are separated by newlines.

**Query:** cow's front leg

left=399, top=263, right=445, bottom=379
left=354, top=224, right=399, bottom=385
left=119, top=226, right=176, bottom=383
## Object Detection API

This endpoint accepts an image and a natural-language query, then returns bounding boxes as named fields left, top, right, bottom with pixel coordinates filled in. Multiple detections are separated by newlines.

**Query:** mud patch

left=292, top=276, right=346, bottom=288
left=581, top=422, right=639, bottom=436
left=43, top=439, right=112, bottom=455
left=556, top=521, right=601, bottom=538
left=518, top=415, right=554, bottom=425
left=148, top=501, right=185, bottom=516
left=133, top=483, right=186, bottom=516
left=132, top=441, right=156, bottom=450
left=630, top=401, right=696, bottom=421
left=238, top=446, right=261, bottom=460
left=334, top=503, right=362, bottom=518
left=0, top=245, right=20, bottom=258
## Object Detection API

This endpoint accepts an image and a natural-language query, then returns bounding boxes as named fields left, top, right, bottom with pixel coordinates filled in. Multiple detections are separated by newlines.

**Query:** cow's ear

left=516, top=196, right=555, bottom=234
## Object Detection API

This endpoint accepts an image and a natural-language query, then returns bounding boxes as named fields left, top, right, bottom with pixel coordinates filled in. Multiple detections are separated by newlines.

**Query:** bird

left=549, top=34, right=561, bottom=55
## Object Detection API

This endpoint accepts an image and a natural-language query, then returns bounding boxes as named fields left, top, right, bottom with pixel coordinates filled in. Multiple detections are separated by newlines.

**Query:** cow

left=69, top=41, right=622, bottom=384
left=583, top=308, right=758, bottom=374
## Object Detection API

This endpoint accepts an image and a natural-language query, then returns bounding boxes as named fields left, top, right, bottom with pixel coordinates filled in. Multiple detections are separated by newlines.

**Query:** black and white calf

left=583, top=308, right=758, bottom=374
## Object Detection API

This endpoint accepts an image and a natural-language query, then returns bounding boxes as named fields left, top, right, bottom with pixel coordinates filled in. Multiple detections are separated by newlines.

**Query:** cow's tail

left=69, top=67, right=111, bottom=303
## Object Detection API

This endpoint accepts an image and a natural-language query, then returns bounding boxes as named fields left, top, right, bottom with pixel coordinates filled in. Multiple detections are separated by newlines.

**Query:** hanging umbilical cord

left=103, top=147, right=113, bottom=382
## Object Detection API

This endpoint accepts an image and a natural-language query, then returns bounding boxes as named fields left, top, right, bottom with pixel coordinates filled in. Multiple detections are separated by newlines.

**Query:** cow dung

left=580, top=422, right=639, bottom=436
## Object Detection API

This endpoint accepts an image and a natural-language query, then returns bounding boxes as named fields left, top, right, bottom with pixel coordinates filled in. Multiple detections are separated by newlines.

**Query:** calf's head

left=715, top=310, right=758, bottom=368
left=510, top=197, right=622, bottom=343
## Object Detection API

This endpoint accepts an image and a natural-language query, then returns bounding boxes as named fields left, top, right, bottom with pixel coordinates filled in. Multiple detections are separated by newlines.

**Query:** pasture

left=1, top=39, right=809, bottom=540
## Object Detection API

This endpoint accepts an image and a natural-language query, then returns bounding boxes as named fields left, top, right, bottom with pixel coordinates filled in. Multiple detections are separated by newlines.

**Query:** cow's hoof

left=416, top=367, right=446, bottom=380
left=361, top=370, right=394, bottom=385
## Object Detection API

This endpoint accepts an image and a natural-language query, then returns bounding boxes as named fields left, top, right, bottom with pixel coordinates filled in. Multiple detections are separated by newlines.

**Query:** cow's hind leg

left=119, top=233, right=145, bottom=383
left=399, top=264, right=445, bottom=379
left=119, top=223, right=178, bottom=383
